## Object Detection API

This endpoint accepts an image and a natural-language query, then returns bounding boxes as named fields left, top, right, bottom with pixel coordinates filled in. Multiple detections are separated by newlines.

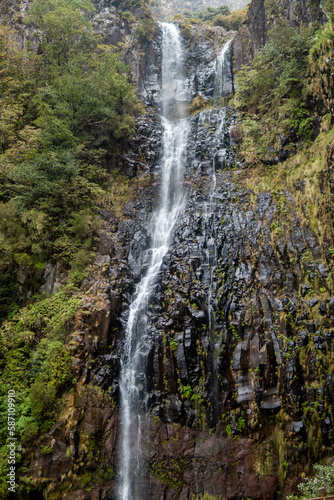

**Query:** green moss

left=0, top=277, right=83, bottom=494
left=151, top=457, right=191, bottom=488
left=190, top=95, right=213, bottom=115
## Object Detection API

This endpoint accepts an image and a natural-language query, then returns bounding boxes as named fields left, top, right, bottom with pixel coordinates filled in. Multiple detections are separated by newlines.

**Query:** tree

left=26, top=0, right=142, bottom=147
left=234, top=21, right=314, bottom=159
left=25, top=0, right=95, bottom=69
left=183, top=5, right=230, bottom=22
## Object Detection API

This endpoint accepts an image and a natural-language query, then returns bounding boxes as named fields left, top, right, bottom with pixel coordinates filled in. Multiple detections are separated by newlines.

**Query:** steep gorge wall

left=2, top=1, right=334, bottom=499
left=19, top=23, right=334, bottom=500
left=22, top=107, right=334, bottom=500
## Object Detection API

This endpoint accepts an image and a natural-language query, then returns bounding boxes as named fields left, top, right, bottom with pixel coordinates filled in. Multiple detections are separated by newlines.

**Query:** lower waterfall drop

left=203, top=37, right=234, bottom=426
left=117, top=22, right=189, bottom=500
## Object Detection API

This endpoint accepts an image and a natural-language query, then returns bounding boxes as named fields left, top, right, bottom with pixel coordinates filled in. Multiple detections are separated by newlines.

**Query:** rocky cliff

left=1, top=1, right=334, bottom=499
left=22, top=106, right=334, bottom=499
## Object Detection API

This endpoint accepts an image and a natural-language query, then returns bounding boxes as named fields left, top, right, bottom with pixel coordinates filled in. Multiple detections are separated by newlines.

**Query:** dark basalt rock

left=310, top=297, right=319, bottom=308
left=319, top=300, right=328, bottom=315
left=14, top=2, right=334, bottom=498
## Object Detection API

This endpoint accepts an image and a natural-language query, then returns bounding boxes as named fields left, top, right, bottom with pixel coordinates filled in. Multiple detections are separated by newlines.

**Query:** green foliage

left=0, top=0, right=143, bottom=296
left=170, top=338, right=178, bottom=352
left=298, top=463, right=334, bottom=497
left=180, top=21, right=192, bottom=38
left=237, top=416, right=245, bottom=432
left=0, top=280, right=82, bottom=492
left=180, top=384, right=193, bottom=399
left=32, top=50, right=139, bottom=146
left=29, top=381, right=57, bottom=423
left=121, top=11, right=136, bottom=23
left=25, top=0, right=96, bottom=69
left=0, top=262, right=20, bottom=320
left=0, top=283, right=81, bottom=392
left=183, top=5, right=230, bottom=23
left=135, top=16, right=156, bottom=43
left=190, top=95, right=212, bottom=115
left=235, top=21, right=315, bottom=162
left=211, top=7, right=248, bottom=31
left=41, top=445, right=53, bottom=455
left=323, top=0, right=334, bottom=26
left=151, top=457, right=189, bottom=488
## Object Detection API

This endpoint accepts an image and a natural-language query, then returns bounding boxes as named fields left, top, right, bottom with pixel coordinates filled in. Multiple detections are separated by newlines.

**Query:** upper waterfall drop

left=214, top=38, right=234, bottom=99
left=117, top=22, right=190, bottom=500
left=160, top=22, right=189, bottom=120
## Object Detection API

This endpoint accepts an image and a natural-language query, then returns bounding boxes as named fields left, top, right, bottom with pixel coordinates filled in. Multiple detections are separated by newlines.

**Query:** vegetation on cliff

left=235, top=20, right=315, bottom=163
left=2, top=0, right=334, bottom=498
left=0, top=0, right=145, bottom=495
left=0, top=0, right=143, bottom=320
left=172, top=4, right=248, bottom=32
left=234, top=2, right=334, bottom=166
left=232, top=8, right=334, bottom=496
left=183, top=5, right=231, bottom=22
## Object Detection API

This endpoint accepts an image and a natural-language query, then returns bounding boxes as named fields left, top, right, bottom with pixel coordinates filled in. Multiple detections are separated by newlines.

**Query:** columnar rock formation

left=1, top=1, right=334, bottom=499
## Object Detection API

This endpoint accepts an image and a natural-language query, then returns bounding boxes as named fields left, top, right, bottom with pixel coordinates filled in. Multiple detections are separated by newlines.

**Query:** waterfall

left=202, top=37, right=233, bottom=424
left=214, top=38, right=234, bottom=100
left=117, top=22, right=189, bottom=500
left=205, top=38, right=233, bottom=330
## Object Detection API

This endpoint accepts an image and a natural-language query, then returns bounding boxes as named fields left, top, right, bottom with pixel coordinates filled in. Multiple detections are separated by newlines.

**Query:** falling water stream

left=117, top=26, right=235, bottom=498
left=118, top=22, right=189, bottom=500
left=205, top=35, right=235, bottom=333
left=202, top=37, right=234, bottom=425
left=214, top=38, right=233, bottom=100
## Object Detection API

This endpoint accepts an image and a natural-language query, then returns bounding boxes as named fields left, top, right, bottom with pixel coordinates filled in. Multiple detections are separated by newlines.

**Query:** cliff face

left=2, top=1, right=334, bottom=500
left=20, top=25, right=334, bottom=500
left=233, top=0, right=324, bottom=70
left=22, top=107, right=334, bottom=499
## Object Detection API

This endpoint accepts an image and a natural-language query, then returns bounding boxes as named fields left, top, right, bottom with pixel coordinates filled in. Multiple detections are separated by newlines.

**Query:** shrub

left=183, top=5, right=230, bottom=23
left=121, top=11, right=135, bottom=23
left=212, top=7, right=248, bottom=31
left=298, top=463, right=334, bottom=497
left=235, top=21, right=316, bottom=161
left=135, top=16, right=156, bottom=43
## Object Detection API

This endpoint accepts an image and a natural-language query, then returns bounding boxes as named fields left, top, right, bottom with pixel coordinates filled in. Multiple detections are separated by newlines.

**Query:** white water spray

left=118, top=22, right=189, bottom=500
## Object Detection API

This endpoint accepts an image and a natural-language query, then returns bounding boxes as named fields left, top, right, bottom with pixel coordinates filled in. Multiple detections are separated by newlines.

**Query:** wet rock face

left=183, top=26, right=234, bottom=101
left=25, top=56, right=334, bottom=500
left=105, top=110, right=334, bottom=495
left=150, top=23, right=235, bottom=112
left=29, top=135, right=334, bottom=496
left=49, top=104, right=334, bottom=499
